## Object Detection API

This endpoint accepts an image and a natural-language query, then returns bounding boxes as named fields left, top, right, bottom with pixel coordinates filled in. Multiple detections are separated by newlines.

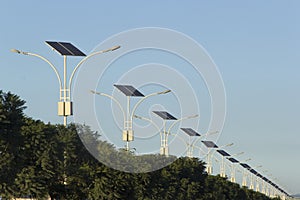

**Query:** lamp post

left=134, top=113, right=198, bottom=156
left=216, top=148, right=233, bottom=178
left=239, top=158, right=251, bottom=186
left=201, top=141, right=233, bottom=175
left=180, top=128, right=201, bottom=157
left=227, top=152, right=244, bottom=183
left=11, top=43, right=120, bottom=126
left=249, top=165, right=262, bottom=190
left=240, top=163, right=251, bottom=187
left=169, top=128, right=218, bottom=157
left=91, top=88, right=171, bottom=151
left=201, top=141, right=218, bottom=175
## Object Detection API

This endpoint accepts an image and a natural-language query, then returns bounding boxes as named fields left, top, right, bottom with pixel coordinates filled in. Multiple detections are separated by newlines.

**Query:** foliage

left=0, top=91, right=281, bottom=200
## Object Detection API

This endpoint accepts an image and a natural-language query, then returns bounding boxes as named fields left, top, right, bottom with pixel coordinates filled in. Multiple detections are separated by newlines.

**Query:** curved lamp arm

left=69, top=46, right=120, bottom=91
left=11, top=49, right=62, bottom=90
left=90, top=90, right=126, bottom=124
left=169, top=133, right=189, bottom=148
left=133, top=114, right=163, bottom=143
left=193, top=144, right=207, bottom=155
left=130, top=89, right=171, bottom=122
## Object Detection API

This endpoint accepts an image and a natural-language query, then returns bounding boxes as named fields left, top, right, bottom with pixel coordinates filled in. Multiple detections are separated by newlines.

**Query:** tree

left=0, top=91, right=26, bottom=199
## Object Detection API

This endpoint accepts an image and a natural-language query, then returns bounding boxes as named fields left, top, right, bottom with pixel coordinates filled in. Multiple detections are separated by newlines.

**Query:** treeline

left=0, top=91, right=280, bottom=200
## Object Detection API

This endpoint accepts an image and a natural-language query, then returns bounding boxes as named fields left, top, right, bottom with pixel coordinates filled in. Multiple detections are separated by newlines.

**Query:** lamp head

left=158, top=89, right=171, bottom=95
left=11, top=49, right=28, bottom=55
left=110, top=45, right=121, bottom=51
left=188, top=114, right=199, bottom=119
left=11, top=49, right=21, bottom=54
left=133, top=115, right=142, bottom=119
left=227, top=143, right=234, bottom=147
left=90, top=90, right=101, bottom=95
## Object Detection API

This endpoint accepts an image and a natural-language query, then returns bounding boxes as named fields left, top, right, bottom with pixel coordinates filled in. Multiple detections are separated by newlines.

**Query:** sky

left=1, top=0, right=300, bottom=195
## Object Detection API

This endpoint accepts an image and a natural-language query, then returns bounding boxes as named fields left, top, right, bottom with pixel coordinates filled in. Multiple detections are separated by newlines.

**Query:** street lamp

left=180, top=128, right=201, bottom=158
left=11, top=42, right=120, bottom=126
left=249, top=165, right=262, bottom=190
left=201, top=141, right=218, bottom=175
left=154, top=111, right=199, bottom=156
left=201, top=141, right=233, bottom=175
left=216, top=149, right=231, bottom=178
left=226, top=152, right=244, bottom=183
left=240, top=163, right=252, bottom=187
left=134, top=113, right=198, bottom=156
left=91, top=87, right=171, bottom=151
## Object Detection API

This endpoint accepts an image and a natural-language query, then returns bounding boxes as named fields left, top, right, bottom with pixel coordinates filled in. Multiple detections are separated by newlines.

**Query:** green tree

left=0, top=91, right=26, bottom=199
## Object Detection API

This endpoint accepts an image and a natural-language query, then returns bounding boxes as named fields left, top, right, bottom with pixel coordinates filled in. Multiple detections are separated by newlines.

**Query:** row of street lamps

left=200, top=141, right=290, bottom=199
left=11, top=41, right=290, bottom=199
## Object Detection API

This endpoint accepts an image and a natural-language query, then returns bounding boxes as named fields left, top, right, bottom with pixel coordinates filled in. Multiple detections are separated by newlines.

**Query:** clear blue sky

left=1, top=0, right=300, bottom=195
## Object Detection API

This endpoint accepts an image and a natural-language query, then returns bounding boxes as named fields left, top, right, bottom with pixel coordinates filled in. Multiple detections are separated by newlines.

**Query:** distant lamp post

left=227, top=157, right=239, bottom=182
left=240, top=163, right=252, bottom=187
left=11, top=42, right=120, bottom=126
left=216, top=149, right=231, bottom=178
left=91, top=87, right=171, bottom=151
left=201, top=141, right=218, bottom=175
left=134, top=113, right=198, bottom=156
left=249, top=165, right=262, bottom=190
left=180, top=128, right=201, bottom=157
left=226, top=152, right=244, bottom=183
left=153, top=111, right=199, bottom=156
left=201, top=141, right=232, bottom=175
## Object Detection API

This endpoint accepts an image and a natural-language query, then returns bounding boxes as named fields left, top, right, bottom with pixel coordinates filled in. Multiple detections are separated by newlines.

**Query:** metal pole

left=230, top=164, right=236, bottom=182
left=250, top=174, right=254, bottom=190
left=188, top=136, right=191, bottom=157
left=220, top=156, right=226, bottom=177
left=206, top=152, right=212, bottom=175
left=126, top=96, right=130, bottom=151
left=256, top=176, right=260, bottom=192
left=63, top=55, right=67, bottom=126
left=163, top=120, right=167, bottom=155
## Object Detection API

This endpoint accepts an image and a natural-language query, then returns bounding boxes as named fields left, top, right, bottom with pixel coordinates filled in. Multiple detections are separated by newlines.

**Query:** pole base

left=160, top=146, right=169, bottom=156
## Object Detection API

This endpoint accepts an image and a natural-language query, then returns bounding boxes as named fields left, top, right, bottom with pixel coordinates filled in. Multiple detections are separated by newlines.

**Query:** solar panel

left=262, top=177, right=268, bottom=181
left=153, top=111, right=177, bottom=120
left=250, top=169, right=257, bottom=174
left=240, top=163, right=251, bottom=169
left=114, top=85, right=144, bottom=97
left=227, top=157, right=239, bottom=163
left=45, top=41, right=86, bottom=56
left=180, top=128, right=201, bottom=136
left=201, top=140, right=218, bottom=148
left=217, top=149, right=230, bottom=157
left=271, top=183, right=276, bottom=187
left=256, top=173, right=263, bottom=178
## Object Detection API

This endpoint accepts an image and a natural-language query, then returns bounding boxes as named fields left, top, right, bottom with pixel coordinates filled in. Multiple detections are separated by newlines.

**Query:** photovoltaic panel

left=114, top=85, right=144, bottom=97
left=227, top=157, right=239, bottom=163
left=201, top=141, right=218, bottom=148
left=153, top=111, right=177, bottom=120
left=180, top=128, right=201, bottom=136
left=45, top=41, right=86, bottom=56
left=59, top=42, right=86, bottom=56
left=217, top=149, right=230, bottom=157
left=262, top=177, right=268, bottom=181
left=240, top=163, right=251, bottom=169
left=271, top=183, right=276, bottom=187
left=256, top=173, right=263, bottom=178
left=250, top=169, right=257, bottom=174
